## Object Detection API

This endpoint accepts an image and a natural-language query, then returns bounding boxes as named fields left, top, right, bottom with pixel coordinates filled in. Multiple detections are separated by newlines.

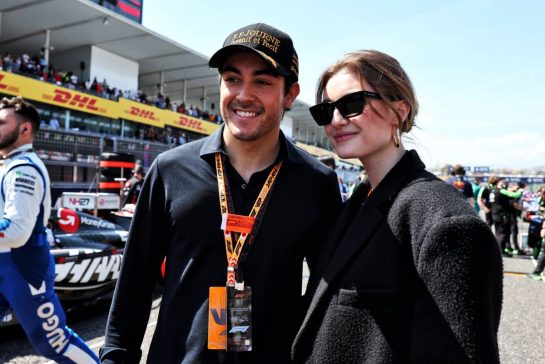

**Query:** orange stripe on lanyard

left=215, top=153, right=282, bottom=286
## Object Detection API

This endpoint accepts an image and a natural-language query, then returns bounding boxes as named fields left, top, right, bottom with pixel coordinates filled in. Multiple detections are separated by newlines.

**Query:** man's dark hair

left=0, top=96, right=41, bottom=135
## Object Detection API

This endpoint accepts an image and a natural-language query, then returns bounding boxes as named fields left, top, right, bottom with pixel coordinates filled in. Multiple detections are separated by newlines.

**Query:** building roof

left=0, top=0, right=323, bottom=153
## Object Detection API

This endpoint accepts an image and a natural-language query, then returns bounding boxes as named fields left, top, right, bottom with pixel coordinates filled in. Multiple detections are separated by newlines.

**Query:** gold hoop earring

left=392, top=128, right=400, bottom=148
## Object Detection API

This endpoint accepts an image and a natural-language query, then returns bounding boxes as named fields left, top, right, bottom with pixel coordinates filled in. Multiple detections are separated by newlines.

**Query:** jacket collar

left=199, top=124, right=307, bottom=165
left=2, top=143, right=34, bottom=161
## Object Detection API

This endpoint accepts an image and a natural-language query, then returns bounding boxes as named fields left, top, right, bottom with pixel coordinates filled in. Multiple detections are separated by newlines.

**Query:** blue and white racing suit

left=0, top=144, right=99, bottom=364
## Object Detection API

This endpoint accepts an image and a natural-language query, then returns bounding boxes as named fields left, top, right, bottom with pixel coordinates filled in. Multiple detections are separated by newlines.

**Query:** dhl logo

left=0, top=74, right=20, bottom=93
left=176, top=115, right=205, bottom=131
left=47, top=89, right=100, bottom=112
left=128, top=106, right=159, bottom=121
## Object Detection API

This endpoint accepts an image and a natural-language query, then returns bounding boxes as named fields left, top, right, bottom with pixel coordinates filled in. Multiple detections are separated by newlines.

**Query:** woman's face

left=323, top=68, right=399, bottom=162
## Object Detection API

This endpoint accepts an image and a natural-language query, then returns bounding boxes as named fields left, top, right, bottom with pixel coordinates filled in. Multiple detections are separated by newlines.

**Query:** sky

left=142, top=0, right=545, bottom=171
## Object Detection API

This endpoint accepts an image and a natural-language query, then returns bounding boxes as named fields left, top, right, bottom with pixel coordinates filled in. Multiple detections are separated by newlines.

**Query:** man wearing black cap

left=101, top=23, right=341, bottom=363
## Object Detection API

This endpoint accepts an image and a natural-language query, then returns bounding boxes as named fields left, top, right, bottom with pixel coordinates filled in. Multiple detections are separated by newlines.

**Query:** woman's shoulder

left=399, top=172, right=468, bottom=208
left=389, top=174, right=480, bottom=238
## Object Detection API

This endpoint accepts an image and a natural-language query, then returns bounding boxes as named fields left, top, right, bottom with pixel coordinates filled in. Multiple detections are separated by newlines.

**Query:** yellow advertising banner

left=0, top=71, right=118, bottom=119
left=163, top=110, right=220, bottom=135
left=118, top=97, right=164, bottom=128
left=0, top=71, right=218, bottom=136
left=118, top=98, right=218, bottom=134
left=0, top=71, right=21, bottom=96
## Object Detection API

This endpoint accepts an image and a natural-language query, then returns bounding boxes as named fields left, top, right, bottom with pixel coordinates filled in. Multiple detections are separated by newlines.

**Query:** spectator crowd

left=0, top=48, right=222, bottom=123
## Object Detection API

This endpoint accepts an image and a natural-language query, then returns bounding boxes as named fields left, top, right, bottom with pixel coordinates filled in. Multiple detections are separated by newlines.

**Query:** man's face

left=0, top=109, right=22, bottom=152
left=219, top=51, right=298, bottom=143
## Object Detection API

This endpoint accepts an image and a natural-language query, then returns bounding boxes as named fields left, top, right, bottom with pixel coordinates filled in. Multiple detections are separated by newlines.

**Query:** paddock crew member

left=478, top=175, right=498, bottom=226
left=490, top=178, right=523, bottom=257
left=0, top=97, right=99, bottom=363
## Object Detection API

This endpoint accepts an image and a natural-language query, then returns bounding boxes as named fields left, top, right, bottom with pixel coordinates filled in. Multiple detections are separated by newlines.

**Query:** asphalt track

left=1, top=253, right=544, bottom=363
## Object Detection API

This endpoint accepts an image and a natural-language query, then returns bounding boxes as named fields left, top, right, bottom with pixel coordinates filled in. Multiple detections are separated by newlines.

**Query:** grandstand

left=0, top=0, right=361, bottom=200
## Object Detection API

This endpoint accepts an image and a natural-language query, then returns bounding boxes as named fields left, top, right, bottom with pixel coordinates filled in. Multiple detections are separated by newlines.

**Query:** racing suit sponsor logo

left=15, top=177, right=35, bottom=186
left=14, top=188, right=35, bottom=196
left=15, top=170, right=37, bottom=179
left=37, top=302, right=68, bottom=353
left=14, top=183, right=35, bottom=191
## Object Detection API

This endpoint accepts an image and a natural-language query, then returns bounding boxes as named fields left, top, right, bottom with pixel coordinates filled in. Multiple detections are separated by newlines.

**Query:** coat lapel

left=304, top=186, right=387, bottom=318
left=296, top=151, right=428, bottom=350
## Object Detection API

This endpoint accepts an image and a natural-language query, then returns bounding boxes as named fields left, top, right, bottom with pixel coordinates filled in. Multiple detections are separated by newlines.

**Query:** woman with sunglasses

left=292, top=50, right=502, bottom=363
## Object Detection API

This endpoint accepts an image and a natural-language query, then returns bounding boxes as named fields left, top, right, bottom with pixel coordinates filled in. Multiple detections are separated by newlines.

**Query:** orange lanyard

left=215, top=153, right=282, bottom=286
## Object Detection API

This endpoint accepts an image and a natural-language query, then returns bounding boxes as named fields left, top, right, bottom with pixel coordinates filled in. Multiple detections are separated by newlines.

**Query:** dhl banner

left=163, top=110, right=220, bottom=135
left=118, top=97, right=164, bottom=128
left=0, top=71, right=118, bottom=119
left=119, top=97, right=219, bottom=134
left=0, top=71, right=218, bottom=136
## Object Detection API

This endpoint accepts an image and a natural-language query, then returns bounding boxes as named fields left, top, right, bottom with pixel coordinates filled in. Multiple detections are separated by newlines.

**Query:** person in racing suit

left=0, top=96, right=99, bottom=364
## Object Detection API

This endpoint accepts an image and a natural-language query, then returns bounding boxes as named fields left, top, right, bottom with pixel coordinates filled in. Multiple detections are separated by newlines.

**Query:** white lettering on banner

left=37, top=302, right=68, bottom=353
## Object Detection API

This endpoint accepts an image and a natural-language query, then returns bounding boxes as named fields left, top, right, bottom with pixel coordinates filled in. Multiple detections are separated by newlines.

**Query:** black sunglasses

left=309, top=90, right=382, bottom=126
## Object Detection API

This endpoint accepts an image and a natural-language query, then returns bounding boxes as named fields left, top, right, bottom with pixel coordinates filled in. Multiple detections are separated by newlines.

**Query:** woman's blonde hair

left=315, top=50, right=418, bottom=133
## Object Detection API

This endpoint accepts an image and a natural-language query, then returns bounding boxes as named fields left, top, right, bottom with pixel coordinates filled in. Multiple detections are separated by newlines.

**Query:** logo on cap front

left=230, top=29, right=282, bottom=54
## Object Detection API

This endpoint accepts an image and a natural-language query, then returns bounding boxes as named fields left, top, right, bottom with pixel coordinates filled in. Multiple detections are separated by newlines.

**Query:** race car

left=1, top=208, right=128, bottom=327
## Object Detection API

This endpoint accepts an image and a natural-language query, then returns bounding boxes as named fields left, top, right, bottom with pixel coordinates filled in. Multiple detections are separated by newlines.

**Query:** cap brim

left=208, top=45, right=290, bottom=78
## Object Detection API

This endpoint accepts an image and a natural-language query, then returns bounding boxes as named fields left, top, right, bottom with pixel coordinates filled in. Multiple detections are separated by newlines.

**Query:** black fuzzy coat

left=292, top=150, right=502, bottom=364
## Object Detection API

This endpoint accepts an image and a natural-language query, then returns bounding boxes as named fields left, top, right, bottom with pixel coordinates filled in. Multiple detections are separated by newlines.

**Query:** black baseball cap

left=209, top=23, right=299, bottom=82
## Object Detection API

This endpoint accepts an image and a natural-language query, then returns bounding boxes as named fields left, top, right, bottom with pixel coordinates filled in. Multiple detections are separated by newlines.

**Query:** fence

left=34, top=129, right=172, bottom=201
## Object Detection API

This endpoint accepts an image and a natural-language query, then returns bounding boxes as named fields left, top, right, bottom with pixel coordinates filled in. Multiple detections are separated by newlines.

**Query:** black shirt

left=101, top=126, right=341, bottom=363
left=490, top=188, right=511, bottom=219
